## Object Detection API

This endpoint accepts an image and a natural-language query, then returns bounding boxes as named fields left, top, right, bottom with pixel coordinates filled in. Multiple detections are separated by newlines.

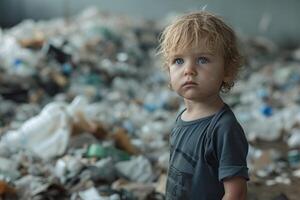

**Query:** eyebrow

left=171, top=52, right=214, bottom=58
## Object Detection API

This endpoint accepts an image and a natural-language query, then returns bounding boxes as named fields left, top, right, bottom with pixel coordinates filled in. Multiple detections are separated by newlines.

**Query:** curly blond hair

left=157, top=11, right=243, bottom=92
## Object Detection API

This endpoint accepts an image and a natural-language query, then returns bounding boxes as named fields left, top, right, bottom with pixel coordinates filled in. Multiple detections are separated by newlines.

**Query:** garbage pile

left=0, top=8, right=300, bottom=200
left=0, top=8, right=178, bottom=200
left=227, top=36, right=300, bottom=200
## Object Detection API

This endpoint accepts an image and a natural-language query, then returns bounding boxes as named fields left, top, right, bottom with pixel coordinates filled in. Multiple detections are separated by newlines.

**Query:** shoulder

left=211, top=104, right=246, bottom=140
left=215, top=104, right=242, bottom=130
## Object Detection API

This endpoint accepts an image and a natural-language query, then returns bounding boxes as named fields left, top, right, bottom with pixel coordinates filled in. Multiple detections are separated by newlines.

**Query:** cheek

left=207, top=75, right=224, bottom=87
left=206, top=65, right=225, bottom=80
left=202, top=69, right=224, bottom=89
left=169, top=75, right=177, bottom=87
left=168, top=68, right=177, bottom=81
left=208, top=75, right=223, bottom=83
left=169, top=72, right=181, bottom=90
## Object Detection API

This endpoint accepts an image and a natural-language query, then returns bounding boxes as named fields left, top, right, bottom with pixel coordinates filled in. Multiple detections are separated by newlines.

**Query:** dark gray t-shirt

left=166, top=104, right=249, bottom=200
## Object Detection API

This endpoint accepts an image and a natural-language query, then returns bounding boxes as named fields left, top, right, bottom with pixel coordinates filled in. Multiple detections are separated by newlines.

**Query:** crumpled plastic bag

left=0, top=96, right=96, bottom=160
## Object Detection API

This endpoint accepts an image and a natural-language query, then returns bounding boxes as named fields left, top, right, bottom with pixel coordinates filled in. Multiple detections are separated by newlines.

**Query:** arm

left=222, top=177, right=247, bottom=200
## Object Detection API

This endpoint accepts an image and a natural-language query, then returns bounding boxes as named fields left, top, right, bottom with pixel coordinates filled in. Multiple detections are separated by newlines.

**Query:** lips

left=182, top=81, right=198, bottom=87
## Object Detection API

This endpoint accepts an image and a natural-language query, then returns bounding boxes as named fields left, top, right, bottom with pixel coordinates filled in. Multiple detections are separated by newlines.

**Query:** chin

left=182, top=94, right=204, bottom=101
left=182, top=91, right=216, bottom=101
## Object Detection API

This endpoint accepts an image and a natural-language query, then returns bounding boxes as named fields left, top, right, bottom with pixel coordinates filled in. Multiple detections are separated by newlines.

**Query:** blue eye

left=174, top=58, right=184, bottom=65
left=197, top=57, right=209, bottom=64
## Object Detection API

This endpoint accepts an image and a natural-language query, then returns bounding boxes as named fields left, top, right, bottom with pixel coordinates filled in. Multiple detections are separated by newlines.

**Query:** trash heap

left=226, top=36, right=300, bottom=200
left=0, top=7, right=300, bottom=200
left=0, top=8, right=178, bottom=200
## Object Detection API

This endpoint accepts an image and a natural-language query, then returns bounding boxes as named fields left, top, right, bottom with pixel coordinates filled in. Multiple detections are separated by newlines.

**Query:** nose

left=184, top=62, right=197, bottom=76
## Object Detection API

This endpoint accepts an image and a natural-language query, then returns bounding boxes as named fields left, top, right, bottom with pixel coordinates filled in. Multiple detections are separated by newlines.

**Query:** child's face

left=168, top=40, right=228, bottom=102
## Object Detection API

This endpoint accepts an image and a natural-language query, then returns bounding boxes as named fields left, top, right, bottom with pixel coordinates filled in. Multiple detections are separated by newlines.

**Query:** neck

left=182, top=94, right=224, bottom=121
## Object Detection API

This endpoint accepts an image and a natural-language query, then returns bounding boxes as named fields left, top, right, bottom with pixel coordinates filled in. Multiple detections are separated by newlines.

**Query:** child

left=158, top=11, right=249, bottom=200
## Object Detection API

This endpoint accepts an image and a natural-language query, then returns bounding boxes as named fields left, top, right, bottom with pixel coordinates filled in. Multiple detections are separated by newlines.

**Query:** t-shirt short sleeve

left=212, top=115, right=249, bottom=182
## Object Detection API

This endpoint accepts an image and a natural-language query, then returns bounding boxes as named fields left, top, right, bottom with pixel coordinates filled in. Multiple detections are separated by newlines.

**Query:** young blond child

left=158, top=11, right=249, bottom=200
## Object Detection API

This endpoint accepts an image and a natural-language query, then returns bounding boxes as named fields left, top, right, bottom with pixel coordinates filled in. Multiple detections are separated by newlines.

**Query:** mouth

left=182, top=81, right=198, bottom=87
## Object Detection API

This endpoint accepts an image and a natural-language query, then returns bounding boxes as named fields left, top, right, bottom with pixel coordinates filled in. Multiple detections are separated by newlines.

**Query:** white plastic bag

left=1, top=102, right=71, bottom=159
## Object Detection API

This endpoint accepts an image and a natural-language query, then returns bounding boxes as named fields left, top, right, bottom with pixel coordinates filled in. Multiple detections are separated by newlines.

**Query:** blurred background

left=0, top=1, right=300, bottom=200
